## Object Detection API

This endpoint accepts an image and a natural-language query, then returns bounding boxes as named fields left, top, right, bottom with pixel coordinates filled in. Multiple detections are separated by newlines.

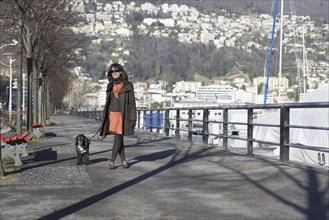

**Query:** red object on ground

left=32, top=123, right=43, bottom=128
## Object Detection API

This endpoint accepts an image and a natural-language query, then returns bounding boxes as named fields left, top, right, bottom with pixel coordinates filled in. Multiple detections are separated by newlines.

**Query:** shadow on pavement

left=44, top=132, right=57, bottom=137
left=36, top=144, right=214, bottom=220
left=129, top=149, right=176, bottom=166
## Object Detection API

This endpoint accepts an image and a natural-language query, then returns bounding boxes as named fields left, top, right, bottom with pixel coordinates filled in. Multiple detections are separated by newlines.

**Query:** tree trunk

left=43, top=76, right=48, bottom=122
left=16, top=13, right=24, bottom=134
left=24, top=22, right=33, bottom=131
left=26, top=57, right=33, bottom=132
left=38, top=76, right=46, bottom=125
left=32, top=62, right=38, bottom=124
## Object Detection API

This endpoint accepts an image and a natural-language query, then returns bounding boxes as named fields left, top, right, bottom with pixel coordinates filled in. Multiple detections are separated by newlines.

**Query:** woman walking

left=100, top=63, right=137, bottom=169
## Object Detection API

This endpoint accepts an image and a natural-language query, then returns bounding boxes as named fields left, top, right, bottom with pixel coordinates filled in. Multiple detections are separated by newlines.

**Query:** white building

left=173, top=81, right=201, bottom=93
left=158, top=18, right=175, bottom=27
left=253, top=76, right=289, bottom=91
left=141, top=2, right=160, bottom=14
left=196, top=84, right=237, bottom=102
left=255, top=94, right=274, bottom=104
left=116, top=27, right=132, bottom=37
left=235, top=88, right=257, bottom=103
left=143, top=18, right=158, bottom=26
left=96, top=80, right=108, bottom=110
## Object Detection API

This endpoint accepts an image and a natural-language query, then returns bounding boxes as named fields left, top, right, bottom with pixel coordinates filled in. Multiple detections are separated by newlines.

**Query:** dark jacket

left=99, top=81, right=137, bottom=137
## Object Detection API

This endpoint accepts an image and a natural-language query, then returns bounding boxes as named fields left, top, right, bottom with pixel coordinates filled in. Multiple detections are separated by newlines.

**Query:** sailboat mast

left=264, top=0, right=280, bottom=105
left=278, top=0, right=284, bottom=103
left=302, top=25, right=306, bottom=93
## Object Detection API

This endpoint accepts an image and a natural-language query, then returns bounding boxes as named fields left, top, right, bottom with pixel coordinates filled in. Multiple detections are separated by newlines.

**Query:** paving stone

left=18, top=166, right=91, bottom=185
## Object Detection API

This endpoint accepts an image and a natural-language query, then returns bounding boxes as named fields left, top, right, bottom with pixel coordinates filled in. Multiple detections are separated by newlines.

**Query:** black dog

left=75, top=134, right=91, bottom=165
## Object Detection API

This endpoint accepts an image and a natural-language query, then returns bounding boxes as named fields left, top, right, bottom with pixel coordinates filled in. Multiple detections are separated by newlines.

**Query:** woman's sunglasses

left=111, top=69, right=121, bottom=73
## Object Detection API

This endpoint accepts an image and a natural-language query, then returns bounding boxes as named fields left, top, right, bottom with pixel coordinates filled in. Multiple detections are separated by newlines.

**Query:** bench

left=0, top=132, right=34, bottom=166
left=32, top=123, right=43, bottom=138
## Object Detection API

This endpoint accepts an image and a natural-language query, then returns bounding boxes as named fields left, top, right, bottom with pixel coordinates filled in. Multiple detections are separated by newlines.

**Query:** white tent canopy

left=291, top=83, right=329, bottom=148
left=254, top=83, right=329, bottom=167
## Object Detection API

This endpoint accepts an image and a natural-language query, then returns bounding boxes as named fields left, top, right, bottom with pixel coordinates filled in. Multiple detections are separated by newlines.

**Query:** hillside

left=183, top=0, right=328, bottom=22
left=83, top=0, right=327, bottom=88
left=117, top=0, right=328, bottom=22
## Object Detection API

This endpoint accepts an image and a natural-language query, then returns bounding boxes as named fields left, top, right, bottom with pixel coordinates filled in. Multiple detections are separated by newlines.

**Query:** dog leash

left=89, top=128, right=103, bottom=141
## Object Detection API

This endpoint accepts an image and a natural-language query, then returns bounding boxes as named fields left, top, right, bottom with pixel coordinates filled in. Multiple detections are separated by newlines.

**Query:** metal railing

left=73, top=102, right=329, bottom=167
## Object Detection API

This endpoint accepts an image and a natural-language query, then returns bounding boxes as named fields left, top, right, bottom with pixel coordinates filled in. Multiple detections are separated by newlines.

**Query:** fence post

left=247, top=108, right=253, bottom=155
left=92, top=111, right=94, bottom=120
left=175, top=109, right=180, bottom=139
left=223, top=108, right=228, bottom=150
left=203, top=109, right=209, bottom=144
left=164, top=109, right=169, bottom=136
left=93, top=111, right=97, bottom=120
left=280, top=106, right=290, bottom=162
left=150, top=110, right=153, bottom=132
left=188, top=109, right=192, bottom=141
left=157, top=110, right=161, bottom=134
left=97, top=110, right=101, bottom=121
left=143, top=109, right=147, bottom=131
left=137, top=110, right=141, bottom=130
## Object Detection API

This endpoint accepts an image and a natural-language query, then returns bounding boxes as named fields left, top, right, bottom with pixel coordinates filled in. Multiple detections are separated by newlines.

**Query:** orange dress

left=109, top=112, right=122, bottom=134
left=108, top=83, right=124, bottom=135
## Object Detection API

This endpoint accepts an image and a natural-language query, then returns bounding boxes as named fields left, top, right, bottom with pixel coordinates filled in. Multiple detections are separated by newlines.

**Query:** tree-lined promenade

left=0, top=0, right=88, bottom=133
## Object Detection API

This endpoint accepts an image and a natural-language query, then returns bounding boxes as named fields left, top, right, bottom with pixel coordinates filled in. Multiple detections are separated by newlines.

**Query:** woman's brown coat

left=99, top=81, right=137, bottom=137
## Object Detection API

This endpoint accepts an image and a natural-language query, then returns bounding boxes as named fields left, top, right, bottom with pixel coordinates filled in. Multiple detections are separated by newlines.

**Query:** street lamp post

left=22, top=72, right=27, bottom=111
left=0, top=40, right=18, bottom=123
left=8, top=55, right=18, bottom=126
left=0, top=40, right=18, bottom=51
left=0, top=40, right=18, bottom=127
left=8, top=54, right=15, bottom=126
left=2, top=53, right=16, bottom=126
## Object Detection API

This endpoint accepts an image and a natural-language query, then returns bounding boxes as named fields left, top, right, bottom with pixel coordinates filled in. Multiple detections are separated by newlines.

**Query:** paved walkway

left=0, top=115, right=328, bottom=220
